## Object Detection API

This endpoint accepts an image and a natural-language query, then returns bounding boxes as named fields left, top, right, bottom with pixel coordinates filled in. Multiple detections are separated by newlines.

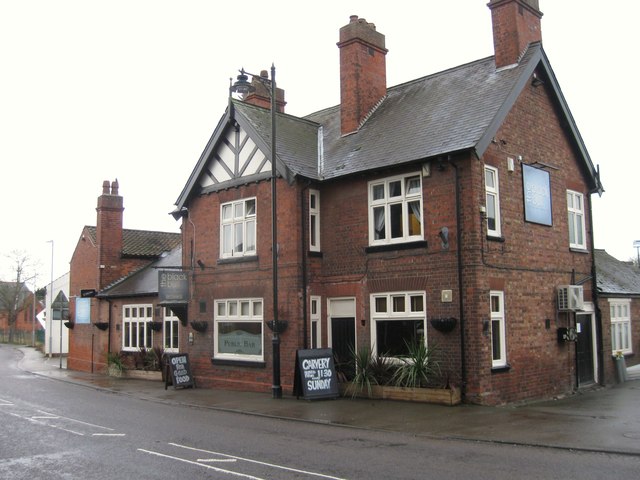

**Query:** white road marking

left=197, top=458, right=237, bottom=463
left=170, top=442, right=349, bottom=480
left=92, top=433, right=126, bottom=437
left=138, top=448, right=265, bottom=480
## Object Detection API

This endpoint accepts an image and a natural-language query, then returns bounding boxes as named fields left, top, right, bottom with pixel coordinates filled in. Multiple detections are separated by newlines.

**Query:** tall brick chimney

left=96, top=179, right=124, bottom=289
left=337, top=15, right=388, bottom=136
left=488, top=0, right=543, bottom=69
left=241, top=69, right=286, bottom=113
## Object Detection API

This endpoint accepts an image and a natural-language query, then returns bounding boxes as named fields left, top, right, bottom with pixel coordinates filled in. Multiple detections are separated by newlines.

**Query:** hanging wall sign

left=293, top=348, right=339, bottom=400
left=522, top=164, right=552, bottom=226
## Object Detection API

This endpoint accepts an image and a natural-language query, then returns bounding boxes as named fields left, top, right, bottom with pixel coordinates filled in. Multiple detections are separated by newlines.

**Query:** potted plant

left=107, top=352, right=124, bottom=377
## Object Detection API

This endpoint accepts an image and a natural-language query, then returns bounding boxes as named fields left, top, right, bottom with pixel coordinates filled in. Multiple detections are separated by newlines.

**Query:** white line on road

left=169, top=442, right=349, bottom=480
left=92, top=433, right=126, bottom=437
left=36, top=409, right=115, bottom=430
left=197, top=458, right=237, bottom=463
left=138, top=448, right=265, bottom=480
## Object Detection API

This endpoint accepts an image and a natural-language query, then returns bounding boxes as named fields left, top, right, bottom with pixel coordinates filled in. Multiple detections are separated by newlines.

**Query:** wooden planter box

left=341, top=384, right=461, bottom=406
left=123, top=370, right=163, bottom=381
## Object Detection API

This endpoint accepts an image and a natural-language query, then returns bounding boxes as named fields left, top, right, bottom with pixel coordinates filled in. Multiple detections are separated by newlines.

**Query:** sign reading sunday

left=293, top=349, right=339, bottom=400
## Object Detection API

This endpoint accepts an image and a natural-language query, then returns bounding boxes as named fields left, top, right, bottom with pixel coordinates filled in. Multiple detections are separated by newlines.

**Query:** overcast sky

left=1, top=0, right=638, bottom=286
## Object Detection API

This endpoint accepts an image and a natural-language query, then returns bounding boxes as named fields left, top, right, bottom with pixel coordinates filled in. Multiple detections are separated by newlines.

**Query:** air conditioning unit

left=557, top=285, right=584, bottom=312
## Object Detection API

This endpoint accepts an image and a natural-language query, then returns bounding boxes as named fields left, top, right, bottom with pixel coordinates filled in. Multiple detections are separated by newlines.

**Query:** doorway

left=576, top=312, right=596, bottom=386
left=328, top=298, right=356, bottom=380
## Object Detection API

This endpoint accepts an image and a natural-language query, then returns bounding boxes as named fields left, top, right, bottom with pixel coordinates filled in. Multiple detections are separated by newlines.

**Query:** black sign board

left=158, top=270, right=189, bottom=303
left=164, top=353, right=195, bottom=390
left=293, top=348, right=339, bottom=400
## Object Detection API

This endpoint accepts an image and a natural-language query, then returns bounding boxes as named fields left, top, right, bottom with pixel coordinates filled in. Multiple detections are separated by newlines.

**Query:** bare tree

left=0, top=251, right=36, bottom=343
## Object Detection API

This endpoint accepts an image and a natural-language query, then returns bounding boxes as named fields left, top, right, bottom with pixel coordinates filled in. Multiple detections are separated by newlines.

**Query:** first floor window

left=214, top=298, right=263, bottom=361
left=163, top=307, right=179, bottom=353
left=371, top=292, right=426, bottom=357
left=567, top=190, right=586, bottom=249
left=369, top=173, right=423, bottom=245
left=221, top=198, right=256, bottom=258
left=309, top=190, right=321, bottom=252
left=123, top=304, right=153, bottom=351
left=610, top=299, right=632, bottom=354
left=484, top=165, right=501, bottom=237
left=310, top=296, right=322, bottom=348
left=490, top=291, right=507, bottom=368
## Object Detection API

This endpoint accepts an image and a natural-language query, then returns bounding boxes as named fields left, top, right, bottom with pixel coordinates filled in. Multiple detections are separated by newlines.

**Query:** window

left=220, top=198, right=256, bottom=258
left=371, top=292, right=426, bottom=357
left=214, top=298, right=263, bottom=362
left=123, top=304, right=153, bottom=351
left=310, top=296, right=321, bottom=348
left=369, top=173, right=423, bottom=245
left=309, top=190, right=321, bottom=251
left=567, top=190, right=586, bottom=249
left=163, top=307, right=179, bottom=353
left=484, top=165, right=501, bottom=237
left=610, top=299, right=632, bottom=354
left=490, top=291, right=507, bottom=368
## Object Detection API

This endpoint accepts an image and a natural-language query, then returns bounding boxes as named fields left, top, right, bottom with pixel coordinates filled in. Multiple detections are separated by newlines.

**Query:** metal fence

left=0, top=328, right=45, bottom=346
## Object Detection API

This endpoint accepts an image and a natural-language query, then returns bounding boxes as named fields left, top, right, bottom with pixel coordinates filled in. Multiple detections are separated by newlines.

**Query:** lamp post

left=47, top=240, right=54, bottom=360
left=230, top=65, right=282, bottom=399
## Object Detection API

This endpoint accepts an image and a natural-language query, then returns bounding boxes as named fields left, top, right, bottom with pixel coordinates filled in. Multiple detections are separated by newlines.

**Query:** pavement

left=14, top=346, right=640, bottom=457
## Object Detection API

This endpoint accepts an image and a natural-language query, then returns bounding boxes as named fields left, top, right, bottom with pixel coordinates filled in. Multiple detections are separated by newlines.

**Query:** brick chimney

left=488, top=0, right=543, bottom=69
left=242, top=69, right=286, bottom=113
left=337, top=15, right=388, bottom=136
left=96, top=179, right=124, bottom=288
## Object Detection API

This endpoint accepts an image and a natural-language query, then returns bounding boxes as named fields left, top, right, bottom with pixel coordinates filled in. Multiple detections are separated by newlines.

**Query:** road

left=0, top=345, right=637, bottom=479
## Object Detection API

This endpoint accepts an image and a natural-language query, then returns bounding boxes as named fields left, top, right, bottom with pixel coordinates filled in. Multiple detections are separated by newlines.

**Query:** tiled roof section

left=98, top=246, right=183, bottom=298
left=84, top=226, right=181, bottom=258
left=233, top=101, right=321, bottom=180
left=303, top=53, right=528, bottom=180
left=595, top=249, right=640, bottom=296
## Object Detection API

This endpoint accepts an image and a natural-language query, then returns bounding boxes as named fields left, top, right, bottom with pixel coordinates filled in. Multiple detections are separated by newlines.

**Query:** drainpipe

left=449, top=158, right=466, bottom=398
left=300, top=182, right=311, bottom=349
left=587, top=194, right=603, bottom=384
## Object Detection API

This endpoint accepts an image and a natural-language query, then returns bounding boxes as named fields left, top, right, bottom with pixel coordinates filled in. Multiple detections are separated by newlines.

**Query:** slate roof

left=85, top=226, right=181, bottom=258
left=98, top=246, right=183, bottom=298
left=595, top=249, right=640, bottom=296
left=175, top=43, right=602, bottom=211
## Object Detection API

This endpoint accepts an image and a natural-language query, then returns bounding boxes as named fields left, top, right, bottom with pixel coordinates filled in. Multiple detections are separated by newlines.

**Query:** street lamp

left=47, top=240, right=54, bottom=360
left=230, top=65, right=284, bottom=399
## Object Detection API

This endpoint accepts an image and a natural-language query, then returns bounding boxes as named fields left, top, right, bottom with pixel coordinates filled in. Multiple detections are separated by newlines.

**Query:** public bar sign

left=158, top=270, right=189, bottom=303
left=522, top=163, right=552, bottom=226
left=293, top=348, right=339, bottom=400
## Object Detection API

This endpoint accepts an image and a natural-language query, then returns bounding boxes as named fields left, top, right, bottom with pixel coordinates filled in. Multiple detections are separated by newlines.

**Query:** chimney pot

left=102, top=180, right=110, bottom=195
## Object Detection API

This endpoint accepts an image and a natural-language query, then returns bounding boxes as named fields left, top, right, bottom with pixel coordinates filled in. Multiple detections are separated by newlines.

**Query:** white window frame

left=122, top=304, right=153, bottom=351
left=214, top=298, right=264, bottom=362
left=490, top=291, right=507, bottom=368
left=310, top=295, right=322, bottom=348
left=163, top=307, right=179, bottom=353
left=220, top=197, right=257, bottom=258
left=368, top=173, right=423, bottom=246
left=309, top=189, right=321, bottom=252
left=567, top=190, right=586, bottom=250
left=610, top=299, right=632, bottom=355
left=370, top=291, right=427, bottom=358
left=484, top=165, right=501, bottom=237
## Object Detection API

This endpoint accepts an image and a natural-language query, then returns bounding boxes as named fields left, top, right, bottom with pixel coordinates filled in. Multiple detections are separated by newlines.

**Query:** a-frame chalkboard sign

left=293, top=348, right=339, bottom=400
left=164, top=353, right=195, bottom=390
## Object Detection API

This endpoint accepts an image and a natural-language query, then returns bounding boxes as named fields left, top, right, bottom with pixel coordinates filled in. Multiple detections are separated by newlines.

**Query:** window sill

left=217, top=255, right=258, bottom=265
left=491, top=364, right=511, bottom=374
left=569, top=247, right=589, bottom=254
left=486, top=234, right=505, bottom=243
left=211, top=358, right=266, bottom=368
left=365, top=240, right=428, bottom=254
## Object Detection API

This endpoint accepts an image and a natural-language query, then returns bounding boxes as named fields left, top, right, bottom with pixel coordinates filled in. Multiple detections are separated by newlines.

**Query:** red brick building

left=595, top=249, right=640, bottom=381
left=68, top=180, right=181, bottom=373
left=0, top=281, right=43, bottom=344
left=167, top=0, right=604, bottom=405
